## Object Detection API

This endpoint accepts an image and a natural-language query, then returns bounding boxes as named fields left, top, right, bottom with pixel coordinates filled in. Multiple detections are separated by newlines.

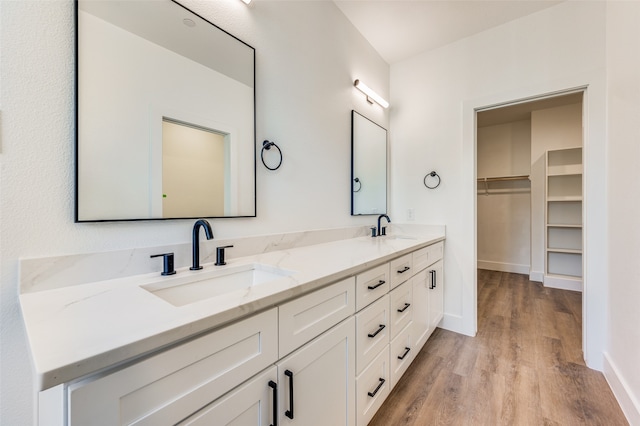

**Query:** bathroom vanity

left=20, top=225, right=444, bottom=425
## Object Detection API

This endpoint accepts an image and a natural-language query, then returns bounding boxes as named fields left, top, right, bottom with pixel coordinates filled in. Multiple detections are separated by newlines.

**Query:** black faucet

left=377, top=214, right=391, bottom=237
left=190, top=219, right=214, bottom=270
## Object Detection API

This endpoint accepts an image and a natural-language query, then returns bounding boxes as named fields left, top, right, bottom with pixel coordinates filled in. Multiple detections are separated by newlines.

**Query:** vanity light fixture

left=354, top=79, right=389, bottom=108
left=241, top=0, right=252, bottom=4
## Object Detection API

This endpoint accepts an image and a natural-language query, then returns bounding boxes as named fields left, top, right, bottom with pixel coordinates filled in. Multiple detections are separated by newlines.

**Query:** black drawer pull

left=368, top=324, right=386, bottom=338
left=397, top=347, right=411, bottom=360
left=429, top=270, right=435, bottom=289
left=268, top=380, right=278, bottom=426
left=397, top=266, right=410, bottom=274
left=284, top=370, right=294, bottom=419
left=397, top=302, right=411, bottom=313
left=367, top=378, right=386, bottom=397
left=367, top=280, right=386, bottom=290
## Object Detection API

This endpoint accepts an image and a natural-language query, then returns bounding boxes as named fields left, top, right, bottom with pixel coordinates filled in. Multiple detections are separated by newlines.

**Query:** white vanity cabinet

left=38, top=237, right=444, bottom=426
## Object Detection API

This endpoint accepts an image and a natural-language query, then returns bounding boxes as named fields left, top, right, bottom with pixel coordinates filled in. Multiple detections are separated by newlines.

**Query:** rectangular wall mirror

left=76, top=0, right=256, bottom=221
left=351, top=110, right=388, bottom=215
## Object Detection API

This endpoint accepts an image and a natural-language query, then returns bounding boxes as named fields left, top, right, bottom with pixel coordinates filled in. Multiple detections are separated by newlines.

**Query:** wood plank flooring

left=369, top=270, right=628, bottom=426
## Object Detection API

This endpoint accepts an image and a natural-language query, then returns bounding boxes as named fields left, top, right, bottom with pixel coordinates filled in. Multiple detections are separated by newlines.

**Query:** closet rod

left=476, top=175, right=530, bottom=182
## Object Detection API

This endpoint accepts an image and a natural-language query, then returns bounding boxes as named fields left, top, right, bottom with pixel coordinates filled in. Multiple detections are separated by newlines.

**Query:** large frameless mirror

left=76, top=0, right=255, bottom=221
left=351, top=110, right=387, bottom=215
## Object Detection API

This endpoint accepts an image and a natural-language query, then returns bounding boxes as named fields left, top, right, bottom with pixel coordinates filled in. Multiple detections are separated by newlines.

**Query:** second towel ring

left=353, top=177, right=362, bottom=192
left=423, top=171, right=441, bottom=189
left=261, top=140, right=283, bottom=171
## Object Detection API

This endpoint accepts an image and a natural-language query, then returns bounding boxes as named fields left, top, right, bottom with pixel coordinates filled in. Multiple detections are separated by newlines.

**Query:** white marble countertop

left=20, top=226, right=444, bottom=391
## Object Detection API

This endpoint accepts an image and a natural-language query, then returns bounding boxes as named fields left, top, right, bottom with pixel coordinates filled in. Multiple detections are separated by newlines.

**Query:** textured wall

left=0, top=1, right=389, bottom=423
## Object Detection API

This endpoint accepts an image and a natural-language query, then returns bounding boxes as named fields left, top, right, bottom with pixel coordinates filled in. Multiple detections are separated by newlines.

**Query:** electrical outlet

left=407, top=208, right=415, bottom=221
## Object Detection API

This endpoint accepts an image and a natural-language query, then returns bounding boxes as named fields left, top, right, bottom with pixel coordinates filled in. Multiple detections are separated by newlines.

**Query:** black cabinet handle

left=397, top=302, right=411, bottom=313
left=368, top=324, right=386, bottom=338
left=268, top=380, right=278, bottom=426
left=284, top=370, right=294, bottom=419
left=429, top=270, right=435, bottom=289
left=367, top=280, right=386, bottom=290
left=433, top=270, right=437, bottom=288
left=397, top=266, right=410, bottom=274
left=367, top=378, right=386, bottom=397
left=397, top=347, right=411, bottom=360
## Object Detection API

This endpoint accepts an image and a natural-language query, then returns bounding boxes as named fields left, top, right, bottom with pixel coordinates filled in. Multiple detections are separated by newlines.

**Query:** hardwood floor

left=369, top=270, right=628, bottom=426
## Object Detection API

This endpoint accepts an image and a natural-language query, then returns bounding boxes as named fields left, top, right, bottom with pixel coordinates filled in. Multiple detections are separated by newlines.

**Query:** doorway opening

left=475, top=90, right=585, bottom=348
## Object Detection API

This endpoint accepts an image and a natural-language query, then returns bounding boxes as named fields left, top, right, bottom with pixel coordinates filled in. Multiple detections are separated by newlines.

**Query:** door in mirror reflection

left=351, top=111, right=387, bottom=215
left=162, top=119, right=226, bottom=218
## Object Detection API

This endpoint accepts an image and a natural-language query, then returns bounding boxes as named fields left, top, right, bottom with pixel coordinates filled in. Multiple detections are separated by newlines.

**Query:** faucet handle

left=150, top=252, right=176, bottom=276
left=215, top=245, right=234, bottom=266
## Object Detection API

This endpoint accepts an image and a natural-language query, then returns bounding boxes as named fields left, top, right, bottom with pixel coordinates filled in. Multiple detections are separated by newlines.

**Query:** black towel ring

left=423, top=171, right=441, bottom=189
left=353, top=177, right=362, bottom=192
left=261, top=140, right=282, bottom=171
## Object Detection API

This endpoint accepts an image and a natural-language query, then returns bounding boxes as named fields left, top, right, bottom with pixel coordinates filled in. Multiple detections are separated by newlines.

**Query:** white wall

left=477, top=120, right=531, bottom=274
left=605, top=1, right=640, bottom=423
left=390, top=0, right=607, bottom=371
left=0, top=1, right=389, bottom=423
left=530, top=103, right=583, bottom=280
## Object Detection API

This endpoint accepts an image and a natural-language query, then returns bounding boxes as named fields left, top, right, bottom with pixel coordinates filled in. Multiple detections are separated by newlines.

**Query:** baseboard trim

left=477, top=260, right=529, bottom=275
left=529, top=270, right=544, bottom=283
left=603, top=352, right=640, bottom=426
left=440, top=313, right=475, bottom=337
left=543, top=274, right=583, bottom=292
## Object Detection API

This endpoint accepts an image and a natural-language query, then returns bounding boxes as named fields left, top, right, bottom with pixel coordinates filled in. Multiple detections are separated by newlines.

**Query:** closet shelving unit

left=545, top=147, right=583, bottom=291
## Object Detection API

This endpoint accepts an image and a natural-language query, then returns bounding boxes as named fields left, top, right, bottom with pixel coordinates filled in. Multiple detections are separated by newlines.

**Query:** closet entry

left=476, top=92, right=584, bottom=292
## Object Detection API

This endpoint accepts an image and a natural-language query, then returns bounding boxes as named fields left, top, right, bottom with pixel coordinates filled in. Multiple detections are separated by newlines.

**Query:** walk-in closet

left=476, top=92, right=584, bottom=292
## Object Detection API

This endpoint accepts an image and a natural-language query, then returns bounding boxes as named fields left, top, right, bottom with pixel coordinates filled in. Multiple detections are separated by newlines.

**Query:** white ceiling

left=334, top=0, right=563, bottom=64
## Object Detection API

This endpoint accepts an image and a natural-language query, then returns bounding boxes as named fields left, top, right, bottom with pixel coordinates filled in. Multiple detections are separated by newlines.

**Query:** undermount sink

left=384, top=235, right=417, bottom=240
left=142, top=263, right=296, bottom=307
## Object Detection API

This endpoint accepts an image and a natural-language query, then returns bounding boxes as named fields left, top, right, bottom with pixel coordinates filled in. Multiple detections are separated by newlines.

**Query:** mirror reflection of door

left=161, top=118, right=227, bottom=218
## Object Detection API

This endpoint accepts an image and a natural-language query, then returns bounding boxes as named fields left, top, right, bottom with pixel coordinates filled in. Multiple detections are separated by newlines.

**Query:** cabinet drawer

left=279, top=277, right=355, bottom=358
left=68, top=308, right=278, bottom=426
left=355, top=294, right=390, bottom=375
left=412, top=241, right=444, bottom=272
left=178, top=366, right=277, bottom=425
left=390, top=323, right=414, bottom=390
left=389, top=254, right=413, bottom=289
left=356, top=346, right=390, bottom=426
left=389, top=280, right=412, bottom=340
left=355, top=263, right=389, bottom=311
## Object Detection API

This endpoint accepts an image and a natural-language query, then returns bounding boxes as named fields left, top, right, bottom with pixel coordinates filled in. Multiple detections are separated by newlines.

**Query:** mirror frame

left=74, top=0, right=256, bottom=222
left=351, top=110, right=388, bottom=216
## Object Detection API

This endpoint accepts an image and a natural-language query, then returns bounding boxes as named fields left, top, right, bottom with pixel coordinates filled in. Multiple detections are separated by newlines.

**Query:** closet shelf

left=547, top=164, right=583, bottom=176
left=547, top=196, right=582, bottom=202
left=547, top=247, right=582, bottom=254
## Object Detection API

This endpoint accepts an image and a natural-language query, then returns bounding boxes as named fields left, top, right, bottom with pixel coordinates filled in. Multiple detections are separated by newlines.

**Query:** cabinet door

left=411, top=269, right=431, bottom=350
left=178, top=366, right=278, bottom=426
left=428, top=260, right=444, bottom=331
left=277, top=317, right=355, bottom=426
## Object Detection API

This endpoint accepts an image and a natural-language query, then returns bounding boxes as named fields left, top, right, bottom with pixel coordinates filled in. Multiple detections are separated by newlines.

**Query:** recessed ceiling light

left=183, top=18, right=196, bottom=28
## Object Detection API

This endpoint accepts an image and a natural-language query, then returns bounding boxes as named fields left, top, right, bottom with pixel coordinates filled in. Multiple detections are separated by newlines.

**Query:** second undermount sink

left=142, top=263, right=296, bottom=307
